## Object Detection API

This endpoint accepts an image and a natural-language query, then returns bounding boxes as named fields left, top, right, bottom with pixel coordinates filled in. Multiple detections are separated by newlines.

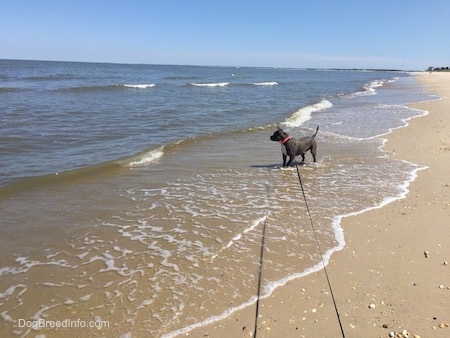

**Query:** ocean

left=0, top=60, right=438, bottom=337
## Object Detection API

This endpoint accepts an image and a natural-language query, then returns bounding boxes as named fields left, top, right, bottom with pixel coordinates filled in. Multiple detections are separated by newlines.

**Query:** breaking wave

left=190, top=82, right=230, bottom=87
left=282, top=99, right=333, bottom=128
left=122, top=84, right=156, bottom=89
left=125, top=147, right=165, bottom=167
left=253, top=82, right=278, bottom=86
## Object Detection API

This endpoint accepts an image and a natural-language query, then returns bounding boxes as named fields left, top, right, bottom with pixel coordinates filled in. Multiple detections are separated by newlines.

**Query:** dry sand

left=187, top=72, right=450, bottom=338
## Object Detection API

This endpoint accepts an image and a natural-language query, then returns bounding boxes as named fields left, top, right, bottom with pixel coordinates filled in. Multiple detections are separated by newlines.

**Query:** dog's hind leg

left=300, top=153, right=306, bottom=164
left=311, top=145, right=317, bottom=162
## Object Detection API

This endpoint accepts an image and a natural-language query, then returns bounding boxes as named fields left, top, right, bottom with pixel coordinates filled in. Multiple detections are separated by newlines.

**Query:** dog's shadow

left=250, top=162, right=311, bottom=170
left=250, top=164, right=282, bottom=169
left=250, top=163, right=303, bottom=170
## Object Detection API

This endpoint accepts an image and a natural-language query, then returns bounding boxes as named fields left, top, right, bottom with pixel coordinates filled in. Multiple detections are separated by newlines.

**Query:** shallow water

left=0, top=61, right=438, bottom=336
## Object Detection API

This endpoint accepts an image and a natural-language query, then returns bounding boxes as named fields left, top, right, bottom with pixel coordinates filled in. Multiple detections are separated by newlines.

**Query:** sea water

left=0, top=60, right=438, bottom=336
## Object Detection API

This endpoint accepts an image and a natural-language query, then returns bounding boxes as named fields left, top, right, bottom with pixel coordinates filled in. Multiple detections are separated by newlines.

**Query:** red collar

left=280, top=135, right=291, bottom=145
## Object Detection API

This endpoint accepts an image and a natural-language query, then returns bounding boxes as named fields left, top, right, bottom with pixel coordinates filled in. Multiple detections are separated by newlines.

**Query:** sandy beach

left=189, top=72, right=450, bottom=338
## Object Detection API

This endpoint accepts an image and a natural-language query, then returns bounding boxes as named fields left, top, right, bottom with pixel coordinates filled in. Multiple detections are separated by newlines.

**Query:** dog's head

left=270, top=128, right=288, bottom=142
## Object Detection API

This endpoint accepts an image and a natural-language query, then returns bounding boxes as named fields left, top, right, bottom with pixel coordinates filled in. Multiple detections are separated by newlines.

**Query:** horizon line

left=1, top=58, right=418, bottom=72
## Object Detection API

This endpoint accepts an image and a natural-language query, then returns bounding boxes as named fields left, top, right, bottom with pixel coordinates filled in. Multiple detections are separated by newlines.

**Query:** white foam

left=282, top=99, right=332, bottom=128
left=31, top=303, right=59, bottom=320
left=123, top=84, right=155, bottom=89
left=163, top=245, right=345, bottom=338
left=243, top=215, right=267, bottom=233
left=335, top=163, right=427, bottom=224
left=2, top=257, right=72, bottom=275
left=0, top=266, right=18, bottom=276
left=344, top=79, right=385, bottom=98
left=191, top=82, right=229, bottom=87
left=254, top=81, right=278, bottom=86
left=358, top=106, right=429, bottom=141
left=162, top=162, right=427, bottom=338
left=137, top=299, right=154, bottom=309
left=104, top=281, right=114, bottom=288
left=211, top=215, right=267, bottom=260
left=41, top=282, right=70, bottom=287
left=0, top=284, right=27, bottom=299
left=225, top=234, right=241, bottom=248
left=127, top=146, right=164, bottom=167
left=0, top=311, right=14, bottom=323
left=161, top=296, right=257, bottom=338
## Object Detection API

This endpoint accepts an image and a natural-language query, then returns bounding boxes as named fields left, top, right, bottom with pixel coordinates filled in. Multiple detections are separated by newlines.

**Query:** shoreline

left=187, top=72, right=450, bottom=337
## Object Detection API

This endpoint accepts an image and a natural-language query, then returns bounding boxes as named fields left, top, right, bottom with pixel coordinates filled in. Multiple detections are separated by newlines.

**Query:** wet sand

left=188, top=72, right=450, bottom=338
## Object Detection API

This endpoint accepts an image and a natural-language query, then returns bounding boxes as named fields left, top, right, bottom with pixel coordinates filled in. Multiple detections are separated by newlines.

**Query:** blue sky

left=1, top=0, right=449, bottom=70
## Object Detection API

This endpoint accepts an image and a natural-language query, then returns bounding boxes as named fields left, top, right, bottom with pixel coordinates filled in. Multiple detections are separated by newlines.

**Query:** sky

left=1, top=0, right=449, bottom=70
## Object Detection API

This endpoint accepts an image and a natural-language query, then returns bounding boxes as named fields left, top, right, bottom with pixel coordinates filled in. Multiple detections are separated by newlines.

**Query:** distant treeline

left=427, top=66, right=450, bottom=72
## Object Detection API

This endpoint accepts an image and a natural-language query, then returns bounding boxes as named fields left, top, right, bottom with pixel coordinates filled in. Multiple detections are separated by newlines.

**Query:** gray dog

left=270, top=126, right=319, bottom=167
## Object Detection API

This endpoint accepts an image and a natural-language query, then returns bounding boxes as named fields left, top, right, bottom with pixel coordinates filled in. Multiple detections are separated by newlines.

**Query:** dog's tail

left=312, top=125, right=319, bottom=138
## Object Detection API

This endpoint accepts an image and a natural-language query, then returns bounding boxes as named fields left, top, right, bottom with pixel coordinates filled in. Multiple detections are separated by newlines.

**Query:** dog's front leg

left=282, top=154, right=287, bottom=167
left=285, top=156, right=295, bottom=167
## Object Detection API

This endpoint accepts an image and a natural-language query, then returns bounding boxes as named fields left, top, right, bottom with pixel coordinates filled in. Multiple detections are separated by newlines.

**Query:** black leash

left=253, top=164, right=345, bottom=338
left=253, top=181, right=270, bottom=338
left=294, top=160, right=346, bottom=338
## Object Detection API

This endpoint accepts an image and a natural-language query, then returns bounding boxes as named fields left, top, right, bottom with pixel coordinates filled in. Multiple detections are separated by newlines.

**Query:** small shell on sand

left=424, top=251, right=430, bottom=258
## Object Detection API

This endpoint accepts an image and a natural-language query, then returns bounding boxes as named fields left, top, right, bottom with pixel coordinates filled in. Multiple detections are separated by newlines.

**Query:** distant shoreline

left=0, top=58, right=425, bottom=72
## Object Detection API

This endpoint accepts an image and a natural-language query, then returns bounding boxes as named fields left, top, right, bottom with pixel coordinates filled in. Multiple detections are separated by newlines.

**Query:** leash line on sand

left=294, top=160, right=346, bottom=338
left=253, top=180, right=270, bottom=338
